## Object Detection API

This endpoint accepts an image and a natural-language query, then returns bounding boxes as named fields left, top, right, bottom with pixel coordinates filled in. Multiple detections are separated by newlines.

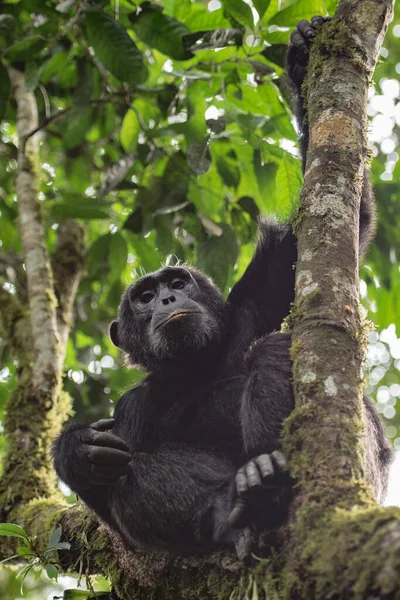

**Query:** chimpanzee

left=53, top=18, right=392, bottom=560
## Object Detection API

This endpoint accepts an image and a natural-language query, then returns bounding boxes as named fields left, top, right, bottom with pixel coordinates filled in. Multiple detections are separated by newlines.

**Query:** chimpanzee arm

left=240, top=332, right=294, bottom=457
left=228, top=17, right=377, bottom=334
left=227, top=221, right=296, bottom=336
left=53, top=389, right=237, bottom=553
left=52, top=418, right=131, bottom=526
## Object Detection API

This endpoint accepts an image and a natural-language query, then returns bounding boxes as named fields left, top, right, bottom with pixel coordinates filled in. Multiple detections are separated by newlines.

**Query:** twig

left=23, top=97, right=127, bottom=141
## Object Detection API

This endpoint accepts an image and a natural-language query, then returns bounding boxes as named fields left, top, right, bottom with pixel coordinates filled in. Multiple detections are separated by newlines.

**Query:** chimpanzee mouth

left=155, top=311, right=200, bottom=330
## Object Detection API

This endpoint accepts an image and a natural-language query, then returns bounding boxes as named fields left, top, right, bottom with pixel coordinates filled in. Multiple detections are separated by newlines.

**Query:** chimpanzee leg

left=229, top=333, right=294, bottom=534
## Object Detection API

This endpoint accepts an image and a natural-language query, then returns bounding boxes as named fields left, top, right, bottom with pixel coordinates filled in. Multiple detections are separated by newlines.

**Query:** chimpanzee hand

left=82, top=418, right=131, bottom=486
left=229, top=451, right=291, bottom=532
left=53, top=418, right=131, bottom=492
left=287, top=16, right=329, bottom=90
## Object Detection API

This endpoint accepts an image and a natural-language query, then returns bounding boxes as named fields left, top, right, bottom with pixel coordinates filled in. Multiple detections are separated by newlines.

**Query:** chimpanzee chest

left=160, top=375, right=245, bottom=461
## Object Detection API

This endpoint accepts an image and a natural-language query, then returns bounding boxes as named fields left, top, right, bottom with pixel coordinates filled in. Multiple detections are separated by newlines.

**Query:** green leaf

left=120, top=109, right=140, bottom=153
left=275, top=152, right=302, bottom=216
left=261, top=44, right=287, bottom=68
left=109, top=232, right=128, bottom=281
left=86, top=234, right=111, bottom=276
left=24, top=61, right=39, bottom=92
left=184, top=7, right=231, bottom=30
left=254, top=158, right=278, bottom=213
left=0, top=62, right=10, bottom=124
left=63, top=106, right=94, bottom=150
left=54, top=541, right=71, bottom=551
left=222, top=0, right=254, bottom=29
left=49, top=201, right=109, bottom=220
left=48, top=526, right=62, bottom=548
left=85, top=12, right=147, bottom=86
left=270, top=0, right=327, bottom=27
left=187, top=137, right=212, bottom=175
left=131, top=6, right=193, bottom=61
left=216, top=156, right=240, bottom=189
left=261, top=0, right=281, bottom=24
left=4, top=36, right=46, bottom=61
left=40, top=52, right=70, bottom=84
left=324, top=0, right=338, bottom=13
left=253, top=0, right=270, bottom=20
left=197, top=223, right=239, bottom=292
left=0, top=523, right=29, bottom=541
left=16, top=546, right=32, bottom=556
left=45, top=563, right=58, bottom=581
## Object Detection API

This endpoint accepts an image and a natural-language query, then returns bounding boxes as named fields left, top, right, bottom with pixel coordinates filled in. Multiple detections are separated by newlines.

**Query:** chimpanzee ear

left=109, top=320, right=121, bottom=348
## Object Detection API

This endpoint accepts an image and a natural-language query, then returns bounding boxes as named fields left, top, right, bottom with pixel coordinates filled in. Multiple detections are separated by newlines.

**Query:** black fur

left=53, top=18, right=392, bottom=560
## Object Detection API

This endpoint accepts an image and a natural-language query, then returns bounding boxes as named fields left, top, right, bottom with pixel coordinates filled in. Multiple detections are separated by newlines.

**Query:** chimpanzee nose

left=162, top=295, right=176, bottom=305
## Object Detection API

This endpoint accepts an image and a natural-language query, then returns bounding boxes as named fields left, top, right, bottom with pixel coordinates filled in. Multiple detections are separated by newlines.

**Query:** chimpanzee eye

left=140, top=291, right=155, bottom=304
left=171, top=279, right=185, bottom=290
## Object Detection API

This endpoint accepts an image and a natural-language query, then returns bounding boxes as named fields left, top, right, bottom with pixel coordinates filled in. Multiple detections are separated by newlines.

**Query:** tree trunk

left=280, top=0, right=400, bottom=598
left=0, top=69, right=84, bottom=518
left=1, top=1, right=399, bottom=599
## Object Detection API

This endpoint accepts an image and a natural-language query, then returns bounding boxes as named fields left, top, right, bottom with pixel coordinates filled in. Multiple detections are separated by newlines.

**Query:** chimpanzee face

left=110, top=267, right=225, bottom=369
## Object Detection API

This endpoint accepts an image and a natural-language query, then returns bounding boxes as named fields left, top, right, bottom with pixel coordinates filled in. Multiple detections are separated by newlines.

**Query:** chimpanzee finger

left=90, top=418, right=115, bottom=431
left=87, top=445, right=131, bottom=466
left=290, top=30, right=307, bottom=50
left=229, top=498, right=248, bottom=529
left=311, top=15, right=326, bottom=27
left=233, top=527, right=253, bottom=562
left=254, top=454, right=274, bottom=480
left=245, top=460, right=262, bottom=489
left=235, top=467, right=249, bottom=495
left=297, top=19, right=316, bottom=40
left=90, top=431, right=130, bottom=452
left=90, top=463, right=130, bottom=480
left=271, top=450, right=288, bottom=473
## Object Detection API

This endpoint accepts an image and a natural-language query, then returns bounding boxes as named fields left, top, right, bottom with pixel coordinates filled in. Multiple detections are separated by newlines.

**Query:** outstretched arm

left=228, top=17, right=377, bottom=335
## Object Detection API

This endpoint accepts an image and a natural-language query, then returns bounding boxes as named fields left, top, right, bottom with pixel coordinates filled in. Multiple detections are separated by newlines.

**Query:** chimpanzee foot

left=287, top=16, right=330, bottom=91
left=229, top=451, right=290, bottom=530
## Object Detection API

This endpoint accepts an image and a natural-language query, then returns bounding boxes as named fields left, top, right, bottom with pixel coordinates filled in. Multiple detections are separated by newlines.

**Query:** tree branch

left=51, top=220, right=85, bottom=364
left=10, top=67, right=61, bottom=395
left=0, top=281, right=30, bottom=360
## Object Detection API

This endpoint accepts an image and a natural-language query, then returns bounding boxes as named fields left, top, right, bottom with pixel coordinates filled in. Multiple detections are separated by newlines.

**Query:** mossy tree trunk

left=278, top=0, right=400, bottom=598
left=0, top=69, right=85, bottom=518
left=1, top=1, right=399, bottom=599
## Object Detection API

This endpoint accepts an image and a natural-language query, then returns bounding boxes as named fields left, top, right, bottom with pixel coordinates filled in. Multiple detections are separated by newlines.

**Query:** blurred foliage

left=0, top=0, right=399, bottom=593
